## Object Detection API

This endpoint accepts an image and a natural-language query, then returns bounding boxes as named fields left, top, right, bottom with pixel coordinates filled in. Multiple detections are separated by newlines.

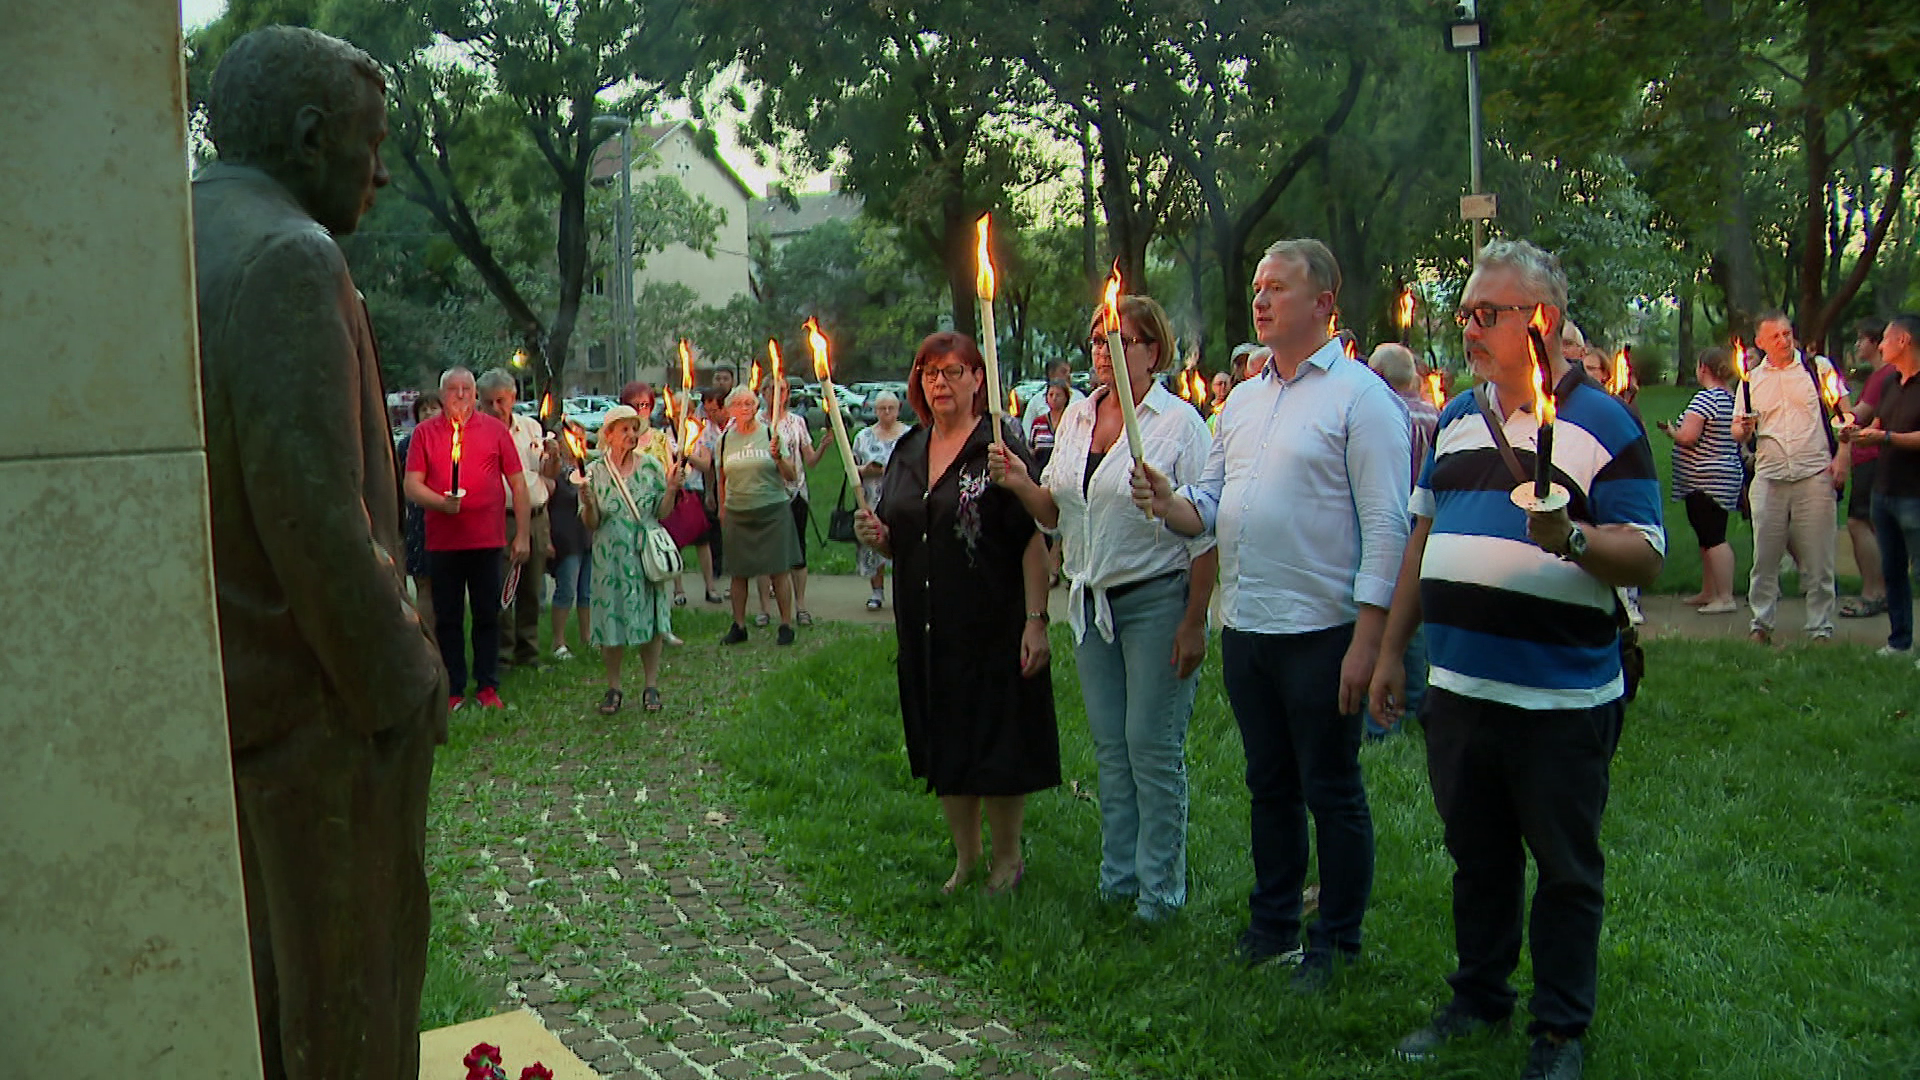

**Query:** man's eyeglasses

left=921, top=363, right=974, bottom=383
left=1453, top=304, right=1533, bottom=329
left=1088, top=334, right=1155, bottom=352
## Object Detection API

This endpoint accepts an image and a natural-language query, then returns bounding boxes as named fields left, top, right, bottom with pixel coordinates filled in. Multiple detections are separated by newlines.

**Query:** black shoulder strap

left=1474, top=384, right=1532, bottom=488
left=1798, top=352, right=1840, bottom=455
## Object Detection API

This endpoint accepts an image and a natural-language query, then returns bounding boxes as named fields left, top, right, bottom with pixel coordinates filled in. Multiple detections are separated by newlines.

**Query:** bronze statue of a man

left=195, top=25, right=447, bottom=1078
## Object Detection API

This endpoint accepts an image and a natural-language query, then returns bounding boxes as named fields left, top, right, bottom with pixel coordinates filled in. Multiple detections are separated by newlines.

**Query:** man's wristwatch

left=1559, top=523, right=1590, bottom=562
left=1026, top=610, right=1050, bottom=624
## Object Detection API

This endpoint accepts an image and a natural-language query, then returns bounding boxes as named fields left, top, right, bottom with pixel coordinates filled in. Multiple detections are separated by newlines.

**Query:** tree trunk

left=1675, top=275, right=1695, bottom=385
left=1096, top=102, right=1148, bottom=290
left=1702, top=0, right=1762, bottom=336
left=1796, top=0, right=1830, bottom=345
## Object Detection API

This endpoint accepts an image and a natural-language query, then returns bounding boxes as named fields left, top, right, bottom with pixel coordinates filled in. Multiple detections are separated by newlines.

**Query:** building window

left=586, top=343, right=608, bottom=372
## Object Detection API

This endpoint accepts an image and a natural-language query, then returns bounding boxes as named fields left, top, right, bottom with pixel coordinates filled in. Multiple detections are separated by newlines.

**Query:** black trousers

left=1423, top=687, right=1624, bottom=1038
left=1220, top=624, right=1374, bottom=958
left=428, top=547, right=503, bottom=695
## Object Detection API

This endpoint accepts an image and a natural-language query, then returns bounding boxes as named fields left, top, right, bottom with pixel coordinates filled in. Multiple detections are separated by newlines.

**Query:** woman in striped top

left=1658, top=346, right=1746, bottom=613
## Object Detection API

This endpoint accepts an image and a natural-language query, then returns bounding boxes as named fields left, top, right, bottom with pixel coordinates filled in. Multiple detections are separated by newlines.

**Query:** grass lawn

left=712, top=628, right=1920, bottom=1078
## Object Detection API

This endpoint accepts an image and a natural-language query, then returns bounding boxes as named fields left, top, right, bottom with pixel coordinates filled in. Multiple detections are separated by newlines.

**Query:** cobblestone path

left=431, top=658, right=1095, bottom=1080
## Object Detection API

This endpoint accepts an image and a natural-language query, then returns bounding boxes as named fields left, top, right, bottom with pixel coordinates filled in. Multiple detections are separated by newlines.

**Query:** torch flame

left=804, top=318, right=831, bottom=381
left=678, top=339, right=694, bottom=391
left=561, top=424, right=587, bottom=465
left=1733, top=338, right=1748, bottom=381
left=1427, top=371, right=1445, bottom=408
left=975, top=214, right=996, bottom=301
left=1398, top=287, right=1415, bottom=330
left=682, top=416, right=701, bottom=454
left=1529, top=304, right=1554, bottom=339
left=1008, top=388, right=1020, bottom=417
left=1530, top=358, right=1556, bottom=426
left=539, top=392, right=555, bottom=422
left=749, top=360, right=762, bottom=394
left=1101, top=262, right=1123, bottom=334
left=1343, top=335, right=1360, bottom=360
left=1190, top=370, right=1207, bottom=402
left=450, top=419, right=463, bottom=464
left=1611, top=349, right=1629, bottom=395
left=1820, top=366, right=1845, bottom=410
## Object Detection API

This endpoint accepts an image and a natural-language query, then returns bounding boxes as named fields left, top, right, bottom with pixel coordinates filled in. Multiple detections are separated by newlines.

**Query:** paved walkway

left=439, top=632, right=1090, bottom=1080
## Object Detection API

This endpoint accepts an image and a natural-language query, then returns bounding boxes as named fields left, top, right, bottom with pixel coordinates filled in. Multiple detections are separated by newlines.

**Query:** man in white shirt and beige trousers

left=1733, top=310, right=1845, bottom=644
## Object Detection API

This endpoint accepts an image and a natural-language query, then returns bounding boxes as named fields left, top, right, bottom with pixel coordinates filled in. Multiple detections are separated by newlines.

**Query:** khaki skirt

left=721, top=499, right=803, bottom=579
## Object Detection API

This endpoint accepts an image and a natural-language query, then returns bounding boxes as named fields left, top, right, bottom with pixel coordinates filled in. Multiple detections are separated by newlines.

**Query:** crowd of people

left=389, top=235, right=1916, bottom=1080
left=864, top=235, right=1666, bottom=1080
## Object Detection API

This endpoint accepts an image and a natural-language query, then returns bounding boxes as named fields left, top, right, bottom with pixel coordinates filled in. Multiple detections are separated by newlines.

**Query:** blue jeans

left=1364, top=625, right=1428, bottom=738
left=551, top=550, right=593, bottom=609
left=1076, top=573, right=1198, bottom=920
left=1221, top=624, right=1375, bottom=958
left=1872, top=493, right=1920, bottom=650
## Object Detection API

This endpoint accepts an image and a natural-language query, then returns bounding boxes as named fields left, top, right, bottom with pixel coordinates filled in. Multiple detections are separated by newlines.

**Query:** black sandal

left=597, top=688, right=624, bottom=715
left=642, top=687, right=663, bottom=712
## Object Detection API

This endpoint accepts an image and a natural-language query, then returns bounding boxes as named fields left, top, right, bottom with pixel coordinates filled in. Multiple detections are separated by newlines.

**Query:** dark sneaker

left=1288, top=949, right=1356, bottom=994
left=777, top=624, right=796, bottom=646
left=1395, top=1001, right=1510, bottom=1060
left=1521, top=1036, right=1583, bottom=1080
left=1231, top=930, right=1303, bottom=970
left=721, top=624, right=749, bottom=646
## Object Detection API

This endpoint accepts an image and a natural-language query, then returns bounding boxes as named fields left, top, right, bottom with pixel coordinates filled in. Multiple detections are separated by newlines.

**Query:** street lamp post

left=1446, top=3, right=1493, bottom=259
left=595, top=115, right=637, bottom=389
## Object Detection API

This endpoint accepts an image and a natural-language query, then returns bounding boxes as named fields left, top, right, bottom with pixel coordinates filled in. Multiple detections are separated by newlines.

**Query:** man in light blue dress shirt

left=1136, top=239, right=1411, bottom=990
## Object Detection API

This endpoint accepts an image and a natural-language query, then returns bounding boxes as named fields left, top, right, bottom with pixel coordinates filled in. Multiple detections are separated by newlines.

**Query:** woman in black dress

left=854, top=332, right=1059, bottom=895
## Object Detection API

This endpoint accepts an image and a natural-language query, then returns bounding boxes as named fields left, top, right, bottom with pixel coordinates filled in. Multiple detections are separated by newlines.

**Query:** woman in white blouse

left=988, top=294, right=1217, bottom=923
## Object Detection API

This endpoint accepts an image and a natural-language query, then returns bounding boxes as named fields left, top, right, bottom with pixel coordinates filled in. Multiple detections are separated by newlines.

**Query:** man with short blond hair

left=1136, top=237, right=1410, bottom=991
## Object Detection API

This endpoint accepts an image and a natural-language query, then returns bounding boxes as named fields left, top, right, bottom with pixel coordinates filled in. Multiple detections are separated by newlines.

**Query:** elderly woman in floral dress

left=579, top=404, right=682, bottom=714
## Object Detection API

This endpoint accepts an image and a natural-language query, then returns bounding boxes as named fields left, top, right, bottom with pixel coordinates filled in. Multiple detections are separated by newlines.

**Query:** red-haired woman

left=854, top=332, right=1059, bottom=895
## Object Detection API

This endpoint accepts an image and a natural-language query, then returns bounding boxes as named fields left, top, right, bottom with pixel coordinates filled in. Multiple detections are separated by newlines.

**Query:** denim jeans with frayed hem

left=1076, top=573, right=1198, bottom=920
left=1872, top=493, right=1920, bottom=650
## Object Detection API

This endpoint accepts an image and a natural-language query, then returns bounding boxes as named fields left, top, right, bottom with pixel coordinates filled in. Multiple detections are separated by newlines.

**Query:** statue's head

left=208, top=26, right=389, bottom=237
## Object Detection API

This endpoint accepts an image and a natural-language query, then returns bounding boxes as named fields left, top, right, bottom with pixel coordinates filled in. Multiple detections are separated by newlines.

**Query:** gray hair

left=725, top=386, right=758, bottom=409
left=439, top=366, right=475, bottom=390
left=872, top=390, right=900, bottom=407
left=1561, top=318, right=1588, bottom=349
left=475, top=368, right=517, bottom=396
left=1471, top=239, right=1568, bottom=312
left=1367, top=343, right=1418, bottom=391
left=1260, top=238, right=1342, bottom=299
left=208, top=26, right=385, bottom=169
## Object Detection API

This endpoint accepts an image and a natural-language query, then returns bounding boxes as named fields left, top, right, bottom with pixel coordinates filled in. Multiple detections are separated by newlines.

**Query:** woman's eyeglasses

left=1088, top=334, right=1154, bottom=351
left=921, top=363, right=974, bottom=383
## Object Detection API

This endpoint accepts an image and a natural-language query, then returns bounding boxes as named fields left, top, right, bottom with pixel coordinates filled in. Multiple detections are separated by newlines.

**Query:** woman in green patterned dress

left=579, top=405, right=683, bottom=714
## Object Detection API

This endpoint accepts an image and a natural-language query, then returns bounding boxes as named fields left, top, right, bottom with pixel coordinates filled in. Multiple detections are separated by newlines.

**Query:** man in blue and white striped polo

left=1368, top=240, right=1664, bottom=1080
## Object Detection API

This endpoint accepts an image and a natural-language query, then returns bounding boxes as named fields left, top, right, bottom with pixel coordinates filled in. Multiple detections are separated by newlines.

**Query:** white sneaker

left=1876, top=645, right=1911, bottom=657
left=1623, top=593, right=1646, bottom=626
left=665, top=632, right=685, bottom=647
left=552, top=645, right=573, bottom=660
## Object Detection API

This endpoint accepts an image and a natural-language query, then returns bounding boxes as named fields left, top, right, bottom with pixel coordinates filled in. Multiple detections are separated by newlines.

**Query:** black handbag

left=827, top=475, right=858, bottom=543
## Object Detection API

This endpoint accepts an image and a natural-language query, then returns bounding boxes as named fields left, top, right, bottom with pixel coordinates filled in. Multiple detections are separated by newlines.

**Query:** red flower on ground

left=519, top=1065, right=555, bottom=1080
left=464, top=1043, right=504, bottom=1067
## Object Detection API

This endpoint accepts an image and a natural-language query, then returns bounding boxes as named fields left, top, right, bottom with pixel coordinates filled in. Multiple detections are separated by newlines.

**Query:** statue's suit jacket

left=194, top=162, right=444, bottom=1079
left=193, top=163, right=442, bottom=747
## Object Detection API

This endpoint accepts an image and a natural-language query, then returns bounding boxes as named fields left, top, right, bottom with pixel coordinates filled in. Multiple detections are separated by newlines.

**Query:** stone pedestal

left=0, top=2, right=263, bottom=1073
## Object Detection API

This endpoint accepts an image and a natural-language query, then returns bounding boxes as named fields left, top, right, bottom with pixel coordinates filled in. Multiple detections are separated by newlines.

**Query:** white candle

left=806, top=318, right=870, bottom=511
left=975, top=214, right=1005, bottom=447
left=1101, top=265, right=1146, bottom=466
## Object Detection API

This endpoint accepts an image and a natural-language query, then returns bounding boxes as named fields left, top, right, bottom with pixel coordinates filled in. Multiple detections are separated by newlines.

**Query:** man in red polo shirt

left=405, top=366, right=531, bottom=709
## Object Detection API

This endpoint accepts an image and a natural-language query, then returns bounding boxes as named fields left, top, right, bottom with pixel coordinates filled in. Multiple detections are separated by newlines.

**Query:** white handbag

left=600, top=458, right=682, bottom=583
